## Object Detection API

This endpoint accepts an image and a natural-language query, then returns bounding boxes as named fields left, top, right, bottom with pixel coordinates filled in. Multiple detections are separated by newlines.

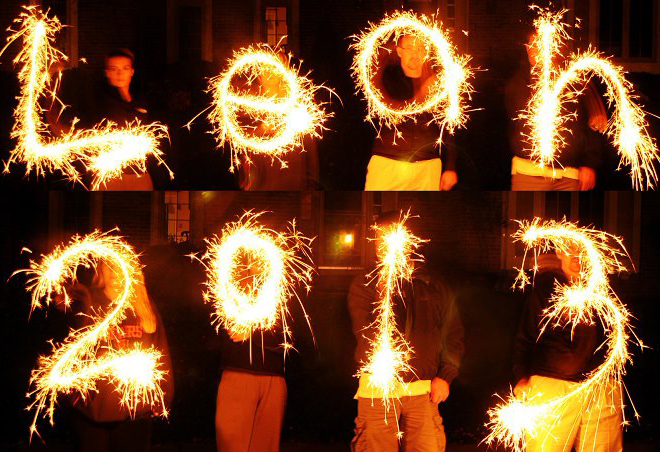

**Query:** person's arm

left=437, top=288, right=465, bottom=384
left=578, top=80, right=606, bottom=189
left=347, top=275, right=377, bottom=366
left=430, top=282, right=464, bottom=403
left=512, top=273, right=554, bottom=393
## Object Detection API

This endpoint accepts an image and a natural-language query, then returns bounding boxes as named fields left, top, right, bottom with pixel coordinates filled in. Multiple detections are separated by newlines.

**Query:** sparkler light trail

left=522, top=7, right=659, bottom=189
left=350, top=10, right=473, bottom=140
left=358, top=212, right=426, bottom=407
left=1, top=6, right=172, bottom=188
left=191, top=211, right=315, bottom=354
left=206, top=45, right=332, bottom=171
left=16, top=231, right=168, bottom=439
left=484, top=219, right=639, bottom=452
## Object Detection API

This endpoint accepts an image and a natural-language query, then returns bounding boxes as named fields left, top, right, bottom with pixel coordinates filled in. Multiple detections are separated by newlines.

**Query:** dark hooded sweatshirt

left=348, top=268, right=465, bottom=384
left=512, top=268, right=605, bottom=383
left=371, top=64, right=457, bottom=169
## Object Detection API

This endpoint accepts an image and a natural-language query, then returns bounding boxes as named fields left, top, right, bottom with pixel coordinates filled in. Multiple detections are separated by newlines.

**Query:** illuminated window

left=318, top=193, right=366, bottom=270
left=266, top=6, right=288, bottom=48
left=165, top=191, right=190, bottom=243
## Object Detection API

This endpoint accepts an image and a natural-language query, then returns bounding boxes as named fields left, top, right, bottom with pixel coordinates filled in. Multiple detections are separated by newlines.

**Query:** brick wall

left=201, top=191, right=305, bottom=236
left=101, top=192, right=153, bottom=250
left=398, top=191, right=504, bottom=272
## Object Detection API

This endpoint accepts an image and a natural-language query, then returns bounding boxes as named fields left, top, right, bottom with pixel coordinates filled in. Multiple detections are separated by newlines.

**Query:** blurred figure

left=364, top=35, right=458, bottom=191
left=98, top=48, right=154, bottom=190
left=512, top=249, right=621, bottom=452
left=59, top=262, right=173, bottom=452
left=348, top=212, right=465, bottom=452
left=506, top=31, right=607, bottom=191
left=238, top=54, right=319, bottom=190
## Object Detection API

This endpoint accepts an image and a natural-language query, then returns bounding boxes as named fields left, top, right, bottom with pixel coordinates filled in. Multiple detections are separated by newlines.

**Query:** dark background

left=1, top=191, right=659, bottom=451
left=1, top=0, right=659, bottom=190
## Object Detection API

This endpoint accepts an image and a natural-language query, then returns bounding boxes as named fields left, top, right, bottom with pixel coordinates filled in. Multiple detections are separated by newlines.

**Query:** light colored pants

left=525, top=375, right=623, bottom=452
left=511, top=173, right=579, bottom=191
left=351, top=395, right=445, bottom=452
left=215, top=370, right=287, bottom=452
left=365, top=155, right=442, bottom=191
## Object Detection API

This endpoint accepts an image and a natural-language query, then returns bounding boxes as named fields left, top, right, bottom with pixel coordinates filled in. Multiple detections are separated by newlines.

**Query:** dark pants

left=351, top=395, right=445, bottom=452
left=215, top=370, right=287, bottom=452
left=72, top=409, right=153, bottom=452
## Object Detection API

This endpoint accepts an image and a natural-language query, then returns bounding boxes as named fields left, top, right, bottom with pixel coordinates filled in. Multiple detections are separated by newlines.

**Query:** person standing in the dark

left=214, top=258, right=287, bottom=452
left=506, top=30, right=608, bottom=191
left=348, top=212, right=465, bottom=452
left=511, top=250, right=621, bottom=452
left=364, top=35, right=458, bottom=191
left=98, top=48, right=154, bottom=190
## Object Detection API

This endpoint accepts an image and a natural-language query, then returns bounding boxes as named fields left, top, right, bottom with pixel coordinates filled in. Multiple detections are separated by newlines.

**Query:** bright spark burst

left=522, top=7, right=659, bottom=189
left=191, top=211, right=315, bottom=354
left=16, top=231, right=168, bottom=439
left=206, top=45, right=332, bottom=171
left=350, top=10, right=473, bottom=140
left=358, top=212, right=427, bottom=407
left=1, top=6, right=173, bottom=189
left=484, top=219, right=639, bottom=452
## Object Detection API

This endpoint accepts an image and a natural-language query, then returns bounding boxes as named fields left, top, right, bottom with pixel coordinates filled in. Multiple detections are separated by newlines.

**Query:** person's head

left=555, top=244, right=582, bottom=280
left=396, top=34, right=428, bottom=78
left=92, top=261, right=157, bottom=333
left=105, top=48, right=135, bottom=91
left=258, top=52, right=287, bottom=97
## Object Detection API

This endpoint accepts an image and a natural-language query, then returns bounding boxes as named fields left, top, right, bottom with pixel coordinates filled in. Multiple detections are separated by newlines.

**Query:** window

left=501, top=193, right=641, bottom=271
left=446, top=0, right=456, bottom=31
left=179, top=6, right=202, bottom=61
left=318, top=193, right=366, bottom=270
left=165, top=191, right=190, bottom=243
left=591, top=0, right=659, bottom=72
left=265, top=6, right=287, bottom=48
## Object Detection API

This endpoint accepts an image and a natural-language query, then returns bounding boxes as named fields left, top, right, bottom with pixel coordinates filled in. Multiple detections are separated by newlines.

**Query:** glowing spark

left=206, top=45, right=332, bottom=171
left=191, top=211, right=315, bottom=353
left=485, top=219, right=638, bottom=452
left=522, top=7, right=659, bottom=189
left=1, top=6, right=173, bottom=188
left=358, top=212, right=427, bottom=406
left=16, top=231, right=168, bottom=439
left=350, top=10, right=473, bottom=139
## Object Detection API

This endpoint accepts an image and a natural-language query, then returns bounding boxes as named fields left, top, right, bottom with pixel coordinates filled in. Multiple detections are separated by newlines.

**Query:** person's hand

left=589, top=113, right=607, bottom=133
left=230, top=331, right=251, bottom=342
left=578, top=167, right=596, bottom=191
left=430, top=377, right=450, bottom=404
left=53, top=282, right=90, bottom=312
left=440, top=171, right=458, bottom=191
left=513, top=378, right=531, bottom=399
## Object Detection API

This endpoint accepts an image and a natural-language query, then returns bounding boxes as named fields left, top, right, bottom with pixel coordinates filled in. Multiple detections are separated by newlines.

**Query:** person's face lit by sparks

left=396, top=35, right=427, bottom=78
left=556, top=246, right=582, bottom=281
left=259, top=69, right=284, bottom=97
left=105, top=56, right=134, bottom=91
left=525, top=33, right=539, bottom=67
